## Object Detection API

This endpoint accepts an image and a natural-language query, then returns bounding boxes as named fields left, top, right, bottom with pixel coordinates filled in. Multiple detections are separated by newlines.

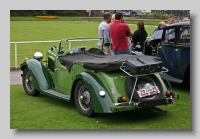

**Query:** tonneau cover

left=59, top=48, right=144, bottom=72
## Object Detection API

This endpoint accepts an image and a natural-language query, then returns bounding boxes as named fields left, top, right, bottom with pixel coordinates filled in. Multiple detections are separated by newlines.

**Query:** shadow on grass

left=35, top=93, right=76, bottom=109
left=36, top=93, right=169, bottom=124
left=95, top=108, right=168, bottom=125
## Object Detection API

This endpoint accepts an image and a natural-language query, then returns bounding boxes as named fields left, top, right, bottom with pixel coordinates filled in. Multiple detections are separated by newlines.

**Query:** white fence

left=10, top=38, right=99, bottom=69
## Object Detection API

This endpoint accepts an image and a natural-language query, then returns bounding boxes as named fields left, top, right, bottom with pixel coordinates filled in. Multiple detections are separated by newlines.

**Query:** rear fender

left=73, top=71, right=114, bottom=113
left=154, top=73, right=167, bottom=93
left=20, top=59, right=52, bottom=91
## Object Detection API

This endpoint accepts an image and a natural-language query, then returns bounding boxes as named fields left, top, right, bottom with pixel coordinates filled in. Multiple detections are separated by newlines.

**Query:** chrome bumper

left=110, top=95, right=179, bottom=111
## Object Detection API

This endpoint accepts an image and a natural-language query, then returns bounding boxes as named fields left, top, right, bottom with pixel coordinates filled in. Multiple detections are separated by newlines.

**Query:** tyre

left=22, top=67, right=40, bottom=96
left=125, top=75, right=163, bottom=102
left=74, top=80, right=95, bottom=117
left=183, top=67, right=190, bottom=88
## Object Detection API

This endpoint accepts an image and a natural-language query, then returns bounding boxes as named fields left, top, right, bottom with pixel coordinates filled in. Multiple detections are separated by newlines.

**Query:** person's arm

left=126, top=25, right=132, bottom=37
left=103, top=25, right=111, bottom=43
left=127, top=32, right=132, bottom=37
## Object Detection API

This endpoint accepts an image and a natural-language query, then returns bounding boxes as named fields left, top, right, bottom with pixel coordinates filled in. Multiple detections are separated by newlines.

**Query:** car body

left=122, top=10, right=131, bottom=17
left=144, top=21, right=190, bottom=85
left=20, top=38, right=179, bottom=117
left=116, top=10, right=131, bottom=17
left=131, top=10, right=142, bottom=16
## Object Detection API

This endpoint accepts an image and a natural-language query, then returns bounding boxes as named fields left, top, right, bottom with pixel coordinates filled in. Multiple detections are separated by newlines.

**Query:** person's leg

left=120, top=49, right=132, bottom=55
left=104, top=46, right=111, bottom=55
left=129, top=45, right=132, bottom=52
left=110, top=50, right=114, bottom=55
left=112, top=50, right=120, bottom=55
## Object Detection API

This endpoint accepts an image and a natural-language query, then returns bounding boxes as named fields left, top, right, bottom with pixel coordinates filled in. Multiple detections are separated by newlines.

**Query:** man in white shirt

left=97, top=12, right=112, bottom=54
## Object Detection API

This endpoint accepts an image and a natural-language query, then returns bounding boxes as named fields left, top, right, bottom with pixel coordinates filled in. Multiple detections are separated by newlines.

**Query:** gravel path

left=10, top=70, right=22, bottom=85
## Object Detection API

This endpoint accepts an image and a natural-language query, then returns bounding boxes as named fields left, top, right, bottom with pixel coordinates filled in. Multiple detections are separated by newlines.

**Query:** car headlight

left=33, top=52, right=43, bottom=62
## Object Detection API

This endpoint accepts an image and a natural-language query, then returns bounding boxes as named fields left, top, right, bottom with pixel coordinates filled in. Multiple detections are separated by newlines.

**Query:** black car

left=144, top=21, right=190, bottom=85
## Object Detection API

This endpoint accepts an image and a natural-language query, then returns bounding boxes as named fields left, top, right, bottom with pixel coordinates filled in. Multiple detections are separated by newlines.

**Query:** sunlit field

left=10, top=21, right=155, bottom=66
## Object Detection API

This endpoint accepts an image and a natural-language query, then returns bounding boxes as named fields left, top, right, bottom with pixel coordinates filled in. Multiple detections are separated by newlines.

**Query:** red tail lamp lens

left=117, top=97, right=127, bottom=102
left=166, top=91, right=171, bottom=96
left=122, top=97, right=127, bottom=102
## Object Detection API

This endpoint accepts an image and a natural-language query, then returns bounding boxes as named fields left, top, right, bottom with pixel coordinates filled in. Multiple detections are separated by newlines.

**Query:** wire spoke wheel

left=22, top=67, right=40, bottom=96
left=74, top=80, right=95, bottom=117
left=25, top=71, right=34, bottom=92
left=78, top=85, right=92, bottom=111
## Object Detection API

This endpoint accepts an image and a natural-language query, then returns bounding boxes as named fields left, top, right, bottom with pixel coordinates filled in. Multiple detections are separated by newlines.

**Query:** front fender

left=73, top=71, right=115, bottom=113
left=20, top=59, right=52, bottom=91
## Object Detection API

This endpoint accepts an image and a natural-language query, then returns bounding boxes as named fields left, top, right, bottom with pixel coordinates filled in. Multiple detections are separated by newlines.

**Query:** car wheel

left=125, top=75, right=163, bottom=102
left=183, top=67, right=190, bottom=88
left=74, top=80, right=95, bottom=117
left=22, top=67, right=40, bottom=96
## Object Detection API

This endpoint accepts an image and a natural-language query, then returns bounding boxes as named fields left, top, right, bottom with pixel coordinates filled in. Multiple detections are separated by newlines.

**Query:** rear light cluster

left=165, top=90, right=174, bottom=97
left=117, top=96, right=127, bottom=103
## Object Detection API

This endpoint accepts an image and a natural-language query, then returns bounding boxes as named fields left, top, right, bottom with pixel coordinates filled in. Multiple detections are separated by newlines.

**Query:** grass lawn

left=10, top=84, right=190, bottom=129
left=10, top=21, right=155, bottom=67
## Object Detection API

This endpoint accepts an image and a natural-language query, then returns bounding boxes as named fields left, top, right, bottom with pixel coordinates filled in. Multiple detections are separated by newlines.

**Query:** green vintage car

left=20, top=38, right=179, bottom=117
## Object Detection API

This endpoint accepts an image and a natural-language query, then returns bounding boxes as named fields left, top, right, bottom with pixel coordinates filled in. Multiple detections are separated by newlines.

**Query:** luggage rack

left=120, top=62, right=170, bottom=104
left=120, top=62, right=169, bottom=77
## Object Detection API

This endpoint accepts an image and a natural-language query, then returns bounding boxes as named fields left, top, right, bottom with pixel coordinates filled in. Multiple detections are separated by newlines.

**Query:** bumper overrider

left=110, top=94, right=179, bottom=112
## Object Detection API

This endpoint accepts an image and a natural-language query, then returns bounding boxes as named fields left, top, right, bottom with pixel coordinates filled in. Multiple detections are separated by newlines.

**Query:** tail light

left=166, top=90, right=174, bottom=97
left=117, top=96, right=127, bottom=103
left=122, top=97, right=127, bottom=102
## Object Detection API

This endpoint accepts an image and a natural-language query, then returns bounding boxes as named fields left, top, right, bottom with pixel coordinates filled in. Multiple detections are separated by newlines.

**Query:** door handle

left=175, top=49, right=179, bottom=52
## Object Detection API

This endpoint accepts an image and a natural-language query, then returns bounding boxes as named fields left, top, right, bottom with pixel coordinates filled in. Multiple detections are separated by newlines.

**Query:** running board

left=159, top=73, right=183, bottom=84
left=41, top=89, right=70, bottom=101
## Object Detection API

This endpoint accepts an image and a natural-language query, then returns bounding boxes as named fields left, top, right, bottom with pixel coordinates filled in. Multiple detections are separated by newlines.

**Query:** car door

left=157, top=26, right=180, bottom=78
left=175, top=26, right=190, bottom=80
left=54, top=44, right=72, bottom=94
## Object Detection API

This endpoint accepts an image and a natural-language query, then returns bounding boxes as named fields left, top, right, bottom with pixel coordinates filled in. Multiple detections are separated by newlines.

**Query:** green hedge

left=139, top=11, right=174, bottom=20
left=10, top=10, right=43, bottom=16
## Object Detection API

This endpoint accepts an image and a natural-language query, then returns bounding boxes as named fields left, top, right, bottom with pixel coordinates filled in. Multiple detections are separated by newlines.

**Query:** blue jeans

left=112, top=49, right=132, bottom=55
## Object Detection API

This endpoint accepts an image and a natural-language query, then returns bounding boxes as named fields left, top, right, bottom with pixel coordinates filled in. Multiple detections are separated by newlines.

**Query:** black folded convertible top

left=59, top=48, right=143, bottom=72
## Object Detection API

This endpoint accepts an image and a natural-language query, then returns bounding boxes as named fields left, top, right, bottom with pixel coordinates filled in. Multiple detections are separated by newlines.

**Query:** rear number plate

left=137, top=86, right=160, bottom=98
